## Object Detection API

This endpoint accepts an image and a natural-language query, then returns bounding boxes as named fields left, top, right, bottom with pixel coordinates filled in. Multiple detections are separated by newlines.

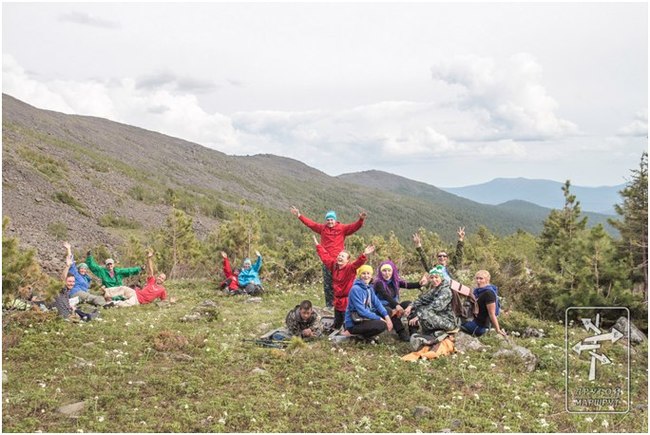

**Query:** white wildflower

left=98, top=416, right=104, bottom=422
left=514, top=395, right=521, bottom=400
left=395, top=414, right=403, bottom=422
left=602, top=420, right=609, bottom=429
left=584, top=417, right=593, bottom=423
left=468, top=365, right=477, bottom=369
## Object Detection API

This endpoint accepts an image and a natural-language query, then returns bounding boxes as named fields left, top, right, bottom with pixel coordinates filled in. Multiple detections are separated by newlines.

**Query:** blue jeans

left=460, top=320, right=488, bottom=336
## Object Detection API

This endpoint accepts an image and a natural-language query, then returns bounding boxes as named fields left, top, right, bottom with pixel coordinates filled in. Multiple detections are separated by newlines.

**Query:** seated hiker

left=64, top=242, right=112, bottom=308
left=219, top=251, right=241, bottom=293
left=404, top=266, right=457, bottom=336
left=103, top=249, right=174, bottom=307
left=344, top=265, right=393, bottom=341
left=460, top=270, right=506, bottom=337
left=237, top=251, right=264, bottom=295
left=314, top=235, right=374, bottom=330
left=85, top=251, right=143, bottom=293
left=285, top=300, right=323, bottom=339
left=54, top=272, right=99, bottom=322
left=373, top=260, right=421, bottom=342
left=412, top=227, right=465, bottom=281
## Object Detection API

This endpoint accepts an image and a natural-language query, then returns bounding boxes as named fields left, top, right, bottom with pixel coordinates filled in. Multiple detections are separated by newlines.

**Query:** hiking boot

left=398, top=329, right=411, bottom=342
left=410, top=334, right=431, bottom=352
left=103, top=301, right=115, bottom=309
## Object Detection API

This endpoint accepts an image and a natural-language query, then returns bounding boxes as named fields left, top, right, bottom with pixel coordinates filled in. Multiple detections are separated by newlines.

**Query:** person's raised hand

left=412, top=233, right=422, bottom=248
left=221, top=251, right=228, bottom=259
left=290, top=206, right=300, bottom=217
left=457, top=226, right=465, bottom=242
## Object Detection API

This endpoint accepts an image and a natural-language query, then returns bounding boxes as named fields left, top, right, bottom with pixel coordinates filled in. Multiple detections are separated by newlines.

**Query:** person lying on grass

left=103, top=249, right=176, bottom=307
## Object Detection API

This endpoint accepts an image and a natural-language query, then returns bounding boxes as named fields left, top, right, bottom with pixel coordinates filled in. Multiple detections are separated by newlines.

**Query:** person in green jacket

left=85, top=251, right=143, bottom=289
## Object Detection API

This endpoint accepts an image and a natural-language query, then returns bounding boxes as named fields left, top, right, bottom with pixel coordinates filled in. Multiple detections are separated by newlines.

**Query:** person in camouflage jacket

left=404, top=266, right=457, bottom=334
left=285, top=300, right=323, bottom=338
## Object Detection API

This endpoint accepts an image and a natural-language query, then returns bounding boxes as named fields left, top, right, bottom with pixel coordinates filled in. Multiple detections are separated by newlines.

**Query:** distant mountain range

left=441, top=178, right=625, bottom=215
left=1, top=94, right=619, bottom=273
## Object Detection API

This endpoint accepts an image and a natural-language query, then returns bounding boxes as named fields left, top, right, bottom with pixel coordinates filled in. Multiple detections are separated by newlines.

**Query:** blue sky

left=2, top=2, right=647, bottom=187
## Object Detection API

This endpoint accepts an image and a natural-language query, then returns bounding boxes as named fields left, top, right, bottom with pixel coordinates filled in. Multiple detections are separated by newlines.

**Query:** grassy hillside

left=2, top=93, right=609, bottom=276
left=2, top=282, right=647, bottom=432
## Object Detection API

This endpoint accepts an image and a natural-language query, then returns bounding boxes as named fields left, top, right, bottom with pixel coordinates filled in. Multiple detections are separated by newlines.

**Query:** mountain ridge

left=1, top=94, right=618, bottom=274
left=440, top=177, right=623, bottom=214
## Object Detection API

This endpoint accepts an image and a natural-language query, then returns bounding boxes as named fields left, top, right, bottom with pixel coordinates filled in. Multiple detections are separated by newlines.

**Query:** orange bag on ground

left=401, top=337, right=455, bottom=361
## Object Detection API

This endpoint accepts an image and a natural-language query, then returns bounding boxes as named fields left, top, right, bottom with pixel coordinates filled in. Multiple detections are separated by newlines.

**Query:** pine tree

left=156, top=208, right=201, bottom=279
left=609, top=152, right=648, bottom=300
left=2, top=217, right=51, bottom=300
left=538, top=180, right=587, bottom=283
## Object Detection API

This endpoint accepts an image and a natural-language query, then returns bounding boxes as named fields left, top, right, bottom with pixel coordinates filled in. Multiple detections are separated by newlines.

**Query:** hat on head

left=77, top=263, right=88, bottom=270
left=243, top=258, right=252, bottom=266
left=357, top=264, right=373, bottom=277
left=105, top=258, right=115, bottom=265
left=380, top=263, right=393, bottom=272
left=429, top=265, right=445, bottom=277
left=325, top=211, right=337, bottom=220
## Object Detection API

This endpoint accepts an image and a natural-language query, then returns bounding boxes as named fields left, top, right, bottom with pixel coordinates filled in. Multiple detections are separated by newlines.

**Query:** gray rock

left=2, top=371, right=7, bottom=385
left=251, top=367, right=267, bottom=375
left=57, top=401, right=85, bottom=416
left=522, top=327, right=545, bottom=338
left=612, top=317, right=647, bottom=344
left=200, top=300, right=218, bottom=308
left=440, top=429, right=451, bottom=433
left=246, top=297, right=263, bottom=304
left=413, top=405, right=432, bottom=418
left=180, top=313, right=203, bottom=322
left=454, top=333, right=488, bottom=352
left=494, top=341, right=538, bottom=372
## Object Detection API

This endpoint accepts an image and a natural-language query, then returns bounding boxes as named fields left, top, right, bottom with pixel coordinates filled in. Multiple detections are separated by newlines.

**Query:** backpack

left=449, top=279, right=476, bottom=320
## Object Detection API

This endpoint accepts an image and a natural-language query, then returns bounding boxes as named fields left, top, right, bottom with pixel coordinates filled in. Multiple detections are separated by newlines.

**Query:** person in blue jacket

left=63, top=242, right=110, bottom=307
left=344, top=265, right=393, bottom=341
left=237, top=250, right=264, bottom=296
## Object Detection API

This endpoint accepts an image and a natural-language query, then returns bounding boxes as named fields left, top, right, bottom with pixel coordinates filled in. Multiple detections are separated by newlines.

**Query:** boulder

left=494, top=340, right=538, bottom=372
left=612, top=317, right=646, bottom=344
left=454, top=333, right=488, bottom=353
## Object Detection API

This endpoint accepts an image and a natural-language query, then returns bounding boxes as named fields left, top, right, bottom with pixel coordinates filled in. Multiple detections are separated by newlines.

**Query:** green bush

left=52, top=191, right=90, bottom=216
left=98, top=211, right=141, bottom=229
left=46, top=221, right=68, bottom=240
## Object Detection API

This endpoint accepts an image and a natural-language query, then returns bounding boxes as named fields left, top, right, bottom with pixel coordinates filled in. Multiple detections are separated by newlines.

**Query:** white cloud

left=58, top=11, right=120, bottom=29
left=618, top=109, right=648, bottom=137
left=431, top=53, right=579, bottom=140
left=2, top=54, right=74, bottom=114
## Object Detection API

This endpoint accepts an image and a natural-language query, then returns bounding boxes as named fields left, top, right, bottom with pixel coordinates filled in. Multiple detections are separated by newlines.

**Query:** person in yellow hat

left=343, top=265, right=393, bottom=341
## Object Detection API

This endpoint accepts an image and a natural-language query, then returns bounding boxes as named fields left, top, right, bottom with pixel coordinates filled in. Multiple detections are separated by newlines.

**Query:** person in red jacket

left=291, top=206, right=367, bottom=309
left=219, top=251, right=241, bottom=294
left=313, top=235, right=374, bottom=330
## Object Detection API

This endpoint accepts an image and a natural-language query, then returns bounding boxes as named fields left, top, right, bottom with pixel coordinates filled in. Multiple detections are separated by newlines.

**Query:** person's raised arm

left=412, top=232, right=431, bottom=272
left=146, top=249, right=155, bottom=278
left=341, top=210, right=366, bottom=235
left=452, top=226, right=465, bottom=270
left=62, top=253, right=72, bottom=282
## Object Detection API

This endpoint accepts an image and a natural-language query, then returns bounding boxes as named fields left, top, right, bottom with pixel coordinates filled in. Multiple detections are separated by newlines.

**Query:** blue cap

left=325, top=211, right=337, bottom=220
